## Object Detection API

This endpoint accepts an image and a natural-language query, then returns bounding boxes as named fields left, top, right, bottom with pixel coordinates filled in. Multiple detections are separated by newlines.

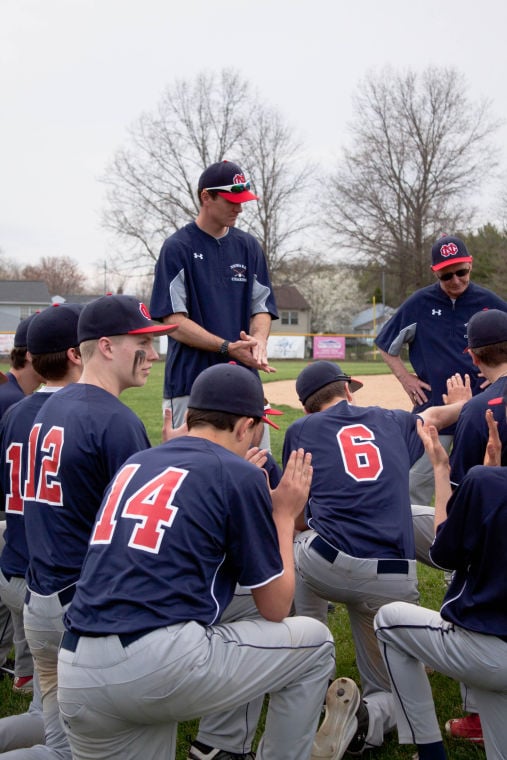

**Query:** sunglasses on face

left=437, top=267, right=471, bottom=282
left=205, top=181, right=251, bottom=193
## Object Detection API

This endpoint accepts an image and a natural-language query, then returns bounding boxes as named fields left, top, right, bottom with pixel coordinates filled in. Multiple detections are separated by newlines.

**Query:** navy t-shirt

left=375, top=282, right=507, bottom=434
left=0, top=373, right=25, bottom=419
left=24, top=383, right=150, bottom=595
left=150, top=222, right=278, bottom=398
left=283, top=401, right=421, bottom=559
left=0, top=389, right=58, bottom=576
left=64, top=437, right=283, bottom=634
left=430, top=465, right=507, bottom=637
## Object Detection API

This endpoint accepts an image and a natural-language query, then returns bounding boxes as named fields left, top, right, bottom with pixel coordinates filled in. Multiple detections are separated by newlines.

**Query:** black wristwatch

left=219, top=340, right=230, bottom=357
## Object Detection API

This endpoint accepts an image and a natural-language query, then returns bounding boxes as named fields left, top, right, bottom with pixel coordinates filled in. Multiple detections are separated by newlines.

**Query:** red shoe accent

left=13, top=675, right=33, bottom=693
left=445, top=713, right=484, bottom=744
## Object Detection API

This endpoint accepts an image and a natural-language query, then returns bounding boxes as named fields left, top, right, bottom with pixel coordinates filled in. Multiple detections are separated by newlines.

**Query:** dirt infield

left=264, top=374, right=412, bottom=411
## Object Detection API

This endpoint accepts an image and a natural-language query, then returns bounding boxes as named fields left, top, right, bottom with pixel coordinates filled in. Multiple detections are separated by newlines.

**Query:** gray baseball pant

left=0, top=522, right=14, bottom=668
left=293, top=529, right=419, bottom=750
left=58, top=615, right=335, bottom=760
left=0, top=571, right=35, bottom=678
left=192, top=588, right=265, bottom=753
left=375, top=601, right=507, bottom=759
left=21, top=587, right=73, bottom=760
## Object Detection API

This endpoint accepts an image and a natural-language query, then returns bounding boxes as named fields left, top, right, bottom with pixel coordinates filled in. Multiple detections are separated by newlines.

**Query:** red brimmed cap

left=77, top=295, right=177, bottom=343
left=263, top=401, right=284, bottom=430
left=198, top=160, right=259, bottom=204
left=431, top=235, right=473, bottom=271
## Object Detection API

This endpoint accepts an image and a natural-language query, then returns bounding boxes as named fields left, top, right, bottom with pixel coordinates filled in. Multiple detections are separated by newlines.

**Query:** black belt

left=310, top=535, right=409, bottom=574
left=25, top=584, right=76, bottom=607
left=61, top=628, right=150, bottom=652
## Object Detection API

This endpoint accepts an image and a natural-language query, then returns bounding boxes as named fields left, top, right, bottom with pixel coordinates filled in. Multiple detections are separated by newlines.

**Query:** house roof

left=352, top=304, right=395, bottom=330
left=273, top=284, right=310, bottom=310
left=56, top=293, right=105, bottom=305
left=0, top=280, right=51, bottom=305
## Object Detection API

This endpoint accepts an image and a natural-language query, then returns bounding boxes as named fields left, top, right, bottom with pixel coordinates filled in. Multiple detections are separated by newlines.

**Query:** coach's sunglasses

left=437, top=267, right=471, bottom=281
left=206, top=181, right=251, bottom=193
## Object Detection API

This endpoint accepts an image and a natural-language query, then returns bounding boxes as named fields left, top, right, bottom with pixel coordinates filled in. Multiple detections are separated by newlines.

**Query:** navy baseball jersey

left=283, top=402, right=422, bottom=559
left=375, top=282, right=507, bottom=434
left=449, top=375, right=507, bottom=485
left=0, top=388, right=59, bottom=577
left=149, top=222, right=278, bottom=398
left=24, top=383, right=151, bottom=595
left=430, top=464, right=507, bottom=637
left=0, top=372, right=25, bottom=419
left=64, top=437, right=283, bottom=635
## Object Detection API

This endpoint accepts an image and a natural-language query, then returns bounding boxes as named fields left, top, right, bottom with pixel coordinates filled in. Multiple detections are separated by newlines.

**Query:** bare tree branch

left=101, top=69, right=317, bottom=278
left=323, top=66, right=501, bottom=302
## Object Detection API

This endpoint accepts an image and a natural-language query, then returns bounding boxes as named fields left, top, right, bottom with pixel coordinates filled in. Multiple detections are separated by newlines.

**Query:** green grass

left=0, top=359, right=482, bottom=758
left=262, top=359, right=410, bottom=383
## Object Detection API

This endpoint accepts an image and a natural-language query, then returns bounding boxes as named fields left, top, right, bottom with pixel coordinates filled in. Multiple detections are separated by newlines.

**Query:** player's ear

left=97, top=336, right=114, bottom=358
left=235, top=416, right=254, bottom=442
left=67, top=347, right=82, bottom=366
left=467, top=348, right=480, bottom=367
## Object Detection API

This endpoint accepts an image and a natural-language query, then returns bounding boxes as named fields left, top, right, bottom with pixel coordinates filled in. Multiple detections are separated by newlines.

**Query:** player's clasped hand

left=271, top=448, right=313, bottom=520
left=416, top=419, right=449, bottom=469
left=442, top=372, right=472, bottom=405
left=484, top=408, right=501, bottom=467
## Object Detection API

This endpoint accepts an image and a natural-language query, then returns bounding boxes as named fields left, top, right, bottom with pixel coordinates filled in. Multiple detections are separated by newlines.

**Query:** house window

left=20, top=306, right=38, bottom=319
left=281, top=310, right=299, bottom=326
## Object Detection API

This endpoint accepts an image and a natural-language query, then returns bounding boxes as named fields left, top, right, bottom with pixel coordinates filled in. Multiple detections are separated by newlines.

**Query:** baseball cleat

left=445, top=713, right=484, bottom=744
left=311, top=677, right=361, bottom=759
left=187, top=739, right=255, bottom=759
left=13, top=674, right=34, bottom=693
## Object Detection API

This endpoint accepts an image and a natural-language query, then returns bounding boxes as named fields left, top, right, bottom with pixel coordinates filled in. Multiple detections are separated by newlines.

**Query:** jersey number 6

left=336, top=424, right=383, bottom=482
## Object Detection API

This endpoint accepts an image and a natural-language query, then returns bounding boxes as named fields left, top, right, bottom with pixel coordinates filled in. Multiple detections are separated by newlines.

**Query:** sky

left=2, top=0, right=507, bottom=288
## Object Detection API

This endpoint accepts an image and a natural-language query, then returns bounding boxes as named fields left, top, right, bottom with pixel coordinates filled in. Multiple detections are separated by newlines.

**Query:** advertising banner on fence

left=267, top=335, right=305, bottom=359
left=0, top=334, right=15, bottom=355
left=313, top=335, right=346, bottom=360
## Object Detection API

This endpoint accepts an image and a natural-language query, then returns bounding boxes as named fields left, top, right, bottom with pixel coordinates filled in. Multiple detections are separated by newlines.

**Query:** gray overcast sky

left=2, top=0, right=507, bottom=284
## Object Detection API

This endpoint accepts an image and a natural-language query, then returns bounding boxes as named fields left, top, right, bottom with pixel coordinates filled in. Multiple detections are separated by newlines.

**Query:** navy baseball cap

left=188, top=364, right=278, bottom=427
left=467, top=309, right=507, bottom=350
left=77, top=295, right=177, bottom=343
left=431, top=235, right=472, bottom=271
left=296, top=361, right=363, bottom=405
left=27, top=303, right=84, bottom=354
left=198, top=160, right=259, bottom=204
left=14, top=313, right=39, bottom=348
